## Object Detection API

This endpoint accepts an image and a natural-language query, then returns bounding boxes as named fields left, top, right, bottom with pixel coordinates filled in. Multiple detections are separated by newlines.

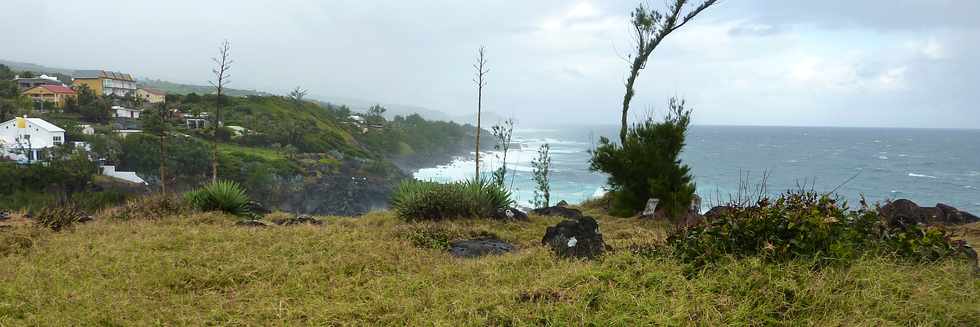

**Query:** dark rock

left=245, top=201, right=272, bottom=215
left=541, top=217, right=605, bottom=259
left=704, top=206, right=734, bottom=220
left=449, top=238, right=515, bottom=258
left=77, top=215, right=94, bottom=224
left=493, top=207, right=529, bottom=221
left=275, top=214, right=323, bottom=226
left=0, top=211, right=9, bottom=221
left=532, top=206, right=584, bottom=219
left=235, top=220, right=268, bottom=227
left=963, top=211, right=980, bottom=224
left=556, top=200, right=569, bottom=207
left=880, top=199, right=979, bottom=227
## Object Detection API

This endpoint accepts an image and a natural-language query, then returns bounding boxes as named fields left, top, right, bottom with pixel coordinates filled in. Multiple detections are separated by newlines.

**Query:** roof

left=33, top=85, right=76, bottom=94
left=139, top=88, right=166, bottom=95
left=74, top=70, right=134, bottom=82
left=0, top=117, right=66, bottom=132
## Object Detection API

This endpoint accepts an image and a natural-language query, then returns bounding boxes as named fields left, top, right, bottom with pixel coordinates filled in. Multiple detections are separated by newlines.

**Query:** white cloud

left=907, top=38, right=947, bottom=60
left=877, top=66, right=908, bottom=90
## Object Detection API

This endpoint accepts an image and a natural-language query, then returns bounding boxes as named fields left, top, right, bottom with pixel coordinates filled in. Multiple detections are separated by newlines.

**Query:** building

left=13, top=75, right=65, bottom=90
left=72, top=70, right=136, bottom=97
left=135, top=88, right=166, bottom=104
left=0, top=116, right=65, bottom=162
left=77, top=124, right=95, bottom=135
left=21, top=85, right=77, bottom=108
left=112, top=105, right=141, bottom=119
left=114, top=129, right=142, bottom=138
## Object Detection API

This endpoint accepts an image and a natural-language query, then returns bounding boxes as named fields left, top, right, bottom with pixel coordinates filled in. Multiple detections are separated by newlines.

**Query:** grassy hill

left=1, top=208, right=977, bottom=325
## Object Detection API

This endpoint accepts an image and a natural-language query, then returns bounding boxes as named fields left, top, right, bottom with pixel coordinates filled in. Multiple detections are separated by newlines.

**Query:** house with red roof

left=21, top=84, right=77, bottom=108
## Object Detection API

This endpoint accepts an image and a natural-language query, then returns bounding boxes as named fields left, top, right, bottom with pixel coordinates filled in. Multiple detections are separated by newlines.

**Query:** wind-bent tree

left=472, top=46, right=488, bottom=180
left=619, top=0, right=717, bottom=143
left=143, top=102, right=172, bottom=193
left=209, top=39, right=233, bottom=182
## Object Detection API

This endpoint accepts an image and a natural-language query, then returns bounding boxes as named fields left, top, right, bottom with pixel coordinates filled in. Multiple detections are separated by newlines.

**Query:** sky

left=1, top=0, right=978, bottom=128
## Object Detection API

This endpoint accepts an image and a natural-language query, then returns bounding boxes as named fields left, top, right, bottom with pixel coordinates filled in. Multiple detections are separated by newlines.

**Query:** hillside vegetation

left=1, top=208, right=977, bottom=325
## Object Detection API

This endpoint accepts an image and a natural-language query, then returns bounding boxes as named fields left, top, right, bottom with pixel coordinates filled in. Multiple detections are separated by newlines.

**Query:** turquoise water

left=414, top=125, right=980, bottom=213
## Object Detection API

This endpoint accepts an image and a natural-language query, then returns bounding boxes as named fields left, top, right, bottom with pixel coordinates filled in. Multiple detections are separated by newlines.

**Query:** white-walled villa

left=0, top=116, right=65, bottom=162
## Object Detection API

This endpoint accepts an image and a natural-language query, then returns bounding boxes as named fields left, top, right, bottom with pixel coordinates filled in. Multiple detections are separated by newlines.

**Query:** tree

left=472, top=46, right=488, bottom=180
left=209, top=39, right=233, bottom=182
left=288, top=86, right=307, bottom=108
left=366, top=104, right=387, bottom=125
left=619, top=0, right=717, bottom=143
left=490, top=118, right=514, bottom=188
left=591, top=97, right=696, bottom=219
left=142, top=103, right=172, bottom=193
left=0, top=64, right=14, bottom=80
left=71, top=84, right=110, bottom=123
left=531, top=143, right=552, bottom=209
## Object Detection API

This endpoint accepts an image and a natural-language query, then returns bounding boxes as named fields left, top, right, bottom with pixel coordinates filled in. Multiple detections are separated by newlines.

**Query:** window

left=53, top=136, right=62, bottom=142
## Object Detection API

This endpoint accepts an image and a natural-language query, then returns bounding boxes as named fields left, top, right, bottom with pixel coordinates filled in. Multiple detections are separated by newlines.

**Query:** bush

left=390, top=178, right=513, bottom=221
left=34, top=203, right=88, bottom=232
left=102, top=194, right=187, bottom=221
left=667, top=191, right=966, bottom=269
left=184, top=180, right=251, bottom=216
left=590, top=98, right=695, bottom=218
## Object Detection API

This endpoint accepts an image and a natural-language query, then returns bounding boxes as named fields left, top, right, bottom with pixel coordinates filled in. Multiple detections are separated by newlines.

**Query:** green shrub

left=390, top=178, right=513, bottom=221
left=33, top=203, right=88, bottom=232
left=184, top=180, right=251, bottom=216
left=590, top=98, right=695, bottom=218
left=667, top=191, right=965, bottom=269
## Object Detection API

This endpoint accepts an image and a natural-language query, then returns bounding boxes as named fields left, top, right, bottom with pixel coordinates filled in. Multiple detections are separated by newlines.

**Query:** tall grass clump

left=33, top=203, right=89, bottom=232
left=391, top=178, right=512, bottom=221
left=668, top=191, right=968, bottom=269
left=184, top=180, right=251, bottom=216
left=102, top=193, right=188, bottom=221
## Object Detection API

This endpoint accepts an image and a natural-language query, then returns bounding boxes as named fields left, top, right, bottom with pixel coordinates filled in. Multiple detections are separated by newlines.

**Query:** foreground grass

left=1, top=212, right=978, bottom=325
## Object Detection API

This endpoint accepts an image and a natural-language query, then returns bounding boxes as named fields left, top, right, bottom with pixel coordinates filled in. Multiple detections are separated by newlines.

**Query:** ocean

left=414, top=125, right=980, bottom=213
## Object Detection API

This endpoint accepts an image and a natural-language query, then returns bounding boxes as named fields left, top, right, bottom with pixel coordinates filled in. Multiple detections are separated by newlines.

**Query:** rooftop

left=32, top=85, right=76, bottom=94
left=74, top=70, right=135, bottom=82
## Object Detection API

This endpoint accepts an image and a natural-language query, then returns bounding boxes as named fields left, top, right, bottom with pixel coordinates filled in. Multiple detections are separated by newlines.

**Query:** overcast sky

left=2, top=0, right=978, bottom=128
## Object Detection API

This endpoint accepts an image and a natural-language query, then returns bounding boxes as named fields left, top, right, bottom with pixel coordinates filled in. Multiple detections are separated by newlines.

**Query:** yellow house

left=72, top=70, right=136, bottom=97
left=136, top=88, right=166, bottom=104
left=21, top=85, right=77, bottom=108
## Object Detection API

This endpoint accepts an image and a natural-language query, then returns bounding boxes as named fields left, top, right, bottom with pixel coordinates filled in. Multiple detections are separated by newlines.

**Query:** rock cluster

left=531, top=206, right=584, bottom=220
left=879, top=199, right=979, bottom=227
left=493, top=207, right=529, bottom=221
left=273, top=214, right=323, bottom=226
left=541, top=216, right=605, bottom=259
left=448, top=238, right=515, bottom=258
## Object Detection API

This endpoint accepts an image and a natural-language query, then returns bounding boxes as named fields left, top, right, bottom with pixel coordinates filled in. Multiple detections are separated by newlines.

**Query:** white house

left=114, top=129, right=143, bottom=138
left=0, top=116, right=66, bottom=162
left=77, top=124, right=95, bottom=135
left=112, top=105, right=141, bottom=119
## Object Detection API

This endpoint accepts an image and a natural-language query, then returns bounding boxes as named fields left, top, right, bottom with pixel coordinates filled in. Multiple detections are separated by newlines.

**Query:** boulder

left=235, top=220, right=268, bottom=227
left=77, top=215, right=94, bottom=224
left=448, top=238, right=515, bottom=258
left=275, top=214, right=323, bottom=226
left=532, top=206, right=584, bottom=219
left=880, top=199, right=979, bottom=226
left=493, top=207, right=529, bottom=221
left=0, top=211, right=9, bottom=222
left=541, top=217, right=605, bottom=259
left=556, top=200, right=569, bottom=207
left=704, top=206, right=734, bottom=220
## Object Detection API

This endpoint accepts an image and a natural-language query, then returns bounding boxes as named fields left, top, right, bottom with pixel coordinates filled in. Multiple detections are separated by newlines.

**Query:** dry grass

left=0, top=211, right=978, bottom=325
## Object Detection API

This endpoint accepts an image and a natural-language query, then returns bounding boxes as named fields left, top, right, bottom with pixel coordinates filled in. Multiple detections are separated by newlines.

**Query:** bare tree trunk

left=619, top=0, right=717, bottom=144
left=473, top=46, right=488, bottom=180
left=160, top=132, right=167, bottom=194
left=210, top=40, right=233, bottom=183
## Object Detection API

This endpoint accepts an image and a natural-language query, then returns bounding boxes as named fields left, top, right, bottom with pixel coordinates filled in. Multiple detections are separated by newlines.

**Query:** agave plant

left=184, top=180, right=251, bottom=216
